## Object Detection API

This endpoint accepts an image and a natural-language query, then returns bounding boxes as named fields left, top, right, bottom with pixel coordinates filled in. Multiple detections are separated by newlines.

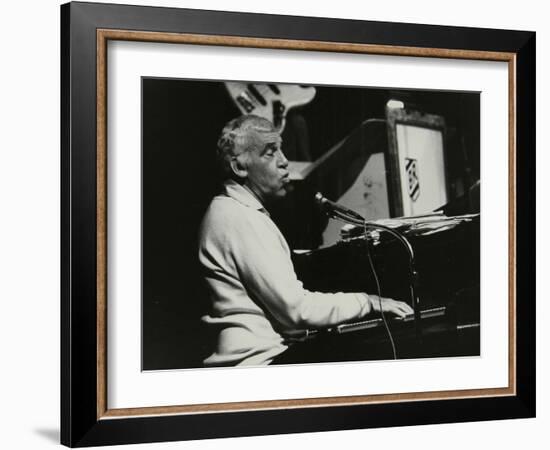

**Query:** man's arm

left=229, top=212, right=412, bottom=330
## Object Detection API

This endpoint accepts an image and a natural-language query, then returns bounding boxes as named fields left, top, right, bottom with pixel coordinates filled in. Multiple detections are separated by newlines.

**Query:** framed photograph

left=61, top=1, right=535, bottom=447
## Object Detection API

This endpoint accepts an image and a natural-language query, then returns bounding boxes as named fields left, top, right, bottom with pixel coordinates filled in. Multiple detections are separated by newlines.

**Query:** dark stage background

left=141, top=78, right=479, bottom=370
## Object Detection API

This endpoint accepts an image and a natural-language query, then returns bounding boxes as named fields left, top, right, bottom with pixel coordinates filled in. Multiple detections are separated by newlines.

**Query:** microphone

left=314, top=192, right=365, bottom=222
left=315, top=193, right=422, bottom=344
left=315, top=193, right=422, bottom=343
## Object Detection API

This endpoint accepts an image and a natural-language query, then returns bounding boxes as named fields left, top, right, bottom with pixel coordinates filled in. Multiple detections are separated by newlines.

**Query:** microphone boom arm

left=315, top=192, right=423, bottom=343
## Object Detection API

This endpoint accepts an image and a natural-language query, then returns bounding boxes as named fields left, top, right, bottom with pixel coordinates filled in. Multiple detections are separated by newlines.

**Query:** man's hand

left=368, top=295, right=414, bottom=319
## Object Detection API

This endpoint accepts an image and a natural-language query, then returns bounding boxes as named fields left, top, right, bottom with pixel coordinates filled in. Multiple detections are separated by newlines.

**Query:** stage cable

left=364, top=223, right=398, bottom=360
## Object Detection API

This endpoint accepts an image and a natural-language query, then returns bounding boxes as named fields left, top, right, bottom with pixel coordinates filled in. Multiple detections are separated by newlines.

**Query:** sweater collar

left=223, top=179, right=265, bottom=212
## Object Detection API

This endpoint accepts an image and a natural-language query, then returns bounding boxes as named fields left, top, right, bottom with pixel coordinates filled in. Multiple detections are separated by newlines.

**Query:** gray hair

left=216, top=115, right=280, bottom=179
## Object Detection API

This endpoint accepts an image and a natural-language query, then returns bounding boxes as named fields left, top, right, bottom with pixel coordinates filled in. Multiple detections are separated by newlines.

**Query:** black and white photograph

left=0, top=0, right=545, bottom=446
left=53, top=1, right=537, bottom=447
left=141, top=79, right=481, bottom=370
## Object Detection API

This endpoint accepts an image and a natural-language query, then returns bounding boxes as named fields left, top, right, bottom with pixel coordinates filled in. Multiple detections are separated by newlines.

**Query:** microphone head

left=314, top=192, right=325, bottom=205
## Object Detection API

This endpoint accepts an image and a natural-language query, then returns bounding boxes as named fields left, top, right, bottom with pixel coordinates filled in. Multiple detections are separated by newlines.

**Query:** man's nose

left=277, top=150, right=289, bottom=168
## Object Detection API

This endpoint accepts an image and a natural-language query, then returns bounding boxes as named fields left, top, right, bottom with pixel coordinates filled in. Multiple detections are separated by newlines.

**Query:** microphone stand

left=316, top=193, right=423, bottom=345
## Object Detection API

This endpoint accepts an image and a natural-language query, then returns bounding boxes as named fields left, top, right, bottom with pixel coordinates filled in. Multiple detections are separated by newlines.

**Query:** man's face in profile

left=244, top=136, right=290, bottom=204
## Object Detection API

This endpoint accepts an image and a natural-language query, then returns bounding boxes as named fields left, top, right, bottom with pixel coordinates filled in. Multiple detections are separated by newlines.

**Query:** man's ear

left=229, top=155, right=248, bottom=179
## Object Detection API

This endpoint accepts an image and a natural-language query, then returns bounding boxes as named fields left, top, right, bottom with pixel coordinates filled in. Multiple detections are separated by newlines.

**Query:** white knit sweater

left=198, top=180, right=371, bottom=366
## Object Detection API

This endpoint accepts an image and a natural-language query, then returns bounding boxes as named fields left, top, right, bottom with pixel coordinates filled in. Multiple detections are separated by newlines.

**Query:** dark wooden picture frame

left=61, top=1, right=535, bottom=447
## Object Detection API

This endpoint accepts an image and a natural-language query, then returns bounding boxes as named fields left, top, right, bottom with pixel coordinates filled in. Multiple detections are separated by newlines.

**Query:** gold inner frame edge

left=95, top=28, right=517, bottom=420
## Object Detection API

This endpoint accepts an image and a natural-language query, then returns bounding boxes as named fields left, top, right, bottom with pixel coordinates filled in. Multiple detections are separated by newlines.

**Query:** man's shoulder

left=200, top=195, right=257, bottom=236
left=204, top=194, right=250, bottom=219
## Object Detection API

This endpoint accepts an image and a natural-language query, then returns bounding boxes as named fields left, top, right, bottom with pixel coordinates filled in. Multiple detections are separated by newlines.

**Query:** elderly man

left=198, top=115, right=412, bottom=366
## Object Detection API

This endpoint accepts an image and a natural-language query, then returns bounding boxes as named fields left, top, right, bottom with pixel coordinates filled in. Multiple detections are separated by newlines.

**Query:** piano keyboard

left=333, top=306, right=446, bottom=334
